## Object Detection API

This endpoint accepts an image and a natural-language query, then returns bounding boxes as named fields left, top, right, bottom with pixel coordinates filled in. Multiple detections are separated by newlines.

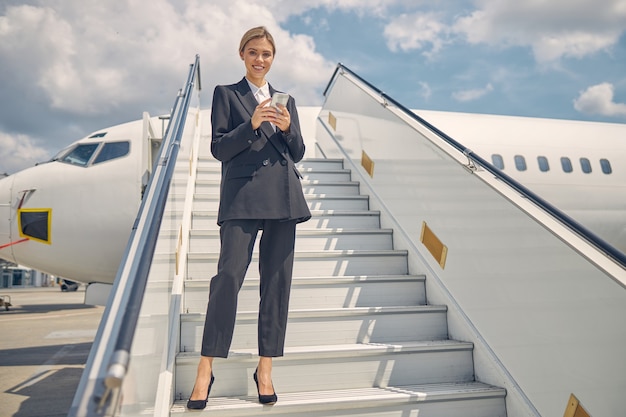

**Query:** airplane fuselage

left=0, top=108, right=624, bottom=288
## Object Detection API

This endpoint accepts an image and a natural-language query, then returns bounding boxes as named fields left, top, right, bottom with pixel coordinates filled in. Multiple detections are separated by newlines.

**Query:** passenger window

left=600, top=158, right=612, bottom=174
left=60, top=143, right=100, bottom=166
left=514, top=155, right=527, bottom=171
left=537, top=156, right=549, bottom=172
left=580, top=158, right=592, bottom=174
left=491, top=154, right=504, bottom=169
left=94, top=141, right=130, bottom=164
left=561, top=157, right=573, bottom=173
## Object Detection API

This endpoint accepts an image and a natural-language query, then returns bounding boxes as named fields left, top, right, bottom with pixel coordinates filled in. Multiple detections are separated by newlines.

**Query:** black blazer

left=210, top=78, right=311, bottom=226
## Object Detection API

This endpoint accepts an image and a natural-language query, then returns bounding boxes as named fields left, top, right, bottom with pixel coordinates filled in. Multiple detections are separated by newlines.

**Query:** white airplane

left=0, top=105, right=625, bottom=294
left=0, top=112, right=164, bottom=288
left=414, top=109, right=626, bottom=250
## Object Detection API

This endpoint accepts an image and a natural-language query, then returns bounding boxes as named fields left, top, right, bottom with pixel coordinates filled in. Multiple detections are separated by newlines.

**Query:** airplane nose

left=0, top=175, right=14, bottom=253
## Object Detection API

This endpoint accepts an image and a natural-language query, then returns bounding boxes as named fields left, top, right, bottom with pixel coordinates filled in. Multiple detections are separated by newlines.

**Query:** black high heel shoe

left=253, top=369, right=277, bottom=405
left=186, top=373, right=215, bottom=410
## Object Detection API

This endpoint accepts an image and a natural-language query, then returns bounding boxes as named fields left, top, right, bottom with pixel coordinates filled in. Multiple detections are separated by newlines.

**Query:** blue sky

left=1, top=0, right=625, bottom=174
left=283, top=3, right=626, bottom=120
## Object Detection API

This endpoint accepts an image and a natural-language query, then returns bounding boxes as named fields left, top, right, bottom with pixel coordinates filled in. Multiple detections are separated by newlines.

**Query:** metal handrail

left=68, top=55, right=201, bottom=417
left=324, top=63, right=626, bottom=269
left=105, top=54, right=201, bottom=397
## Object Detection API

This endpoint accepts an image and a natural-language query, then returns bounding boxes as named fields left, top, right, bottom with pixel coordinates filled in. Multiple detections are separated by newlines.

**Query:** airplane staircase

left=71, top=59, right=626, bottom=417
left=165, top=138, right=507, bottom=416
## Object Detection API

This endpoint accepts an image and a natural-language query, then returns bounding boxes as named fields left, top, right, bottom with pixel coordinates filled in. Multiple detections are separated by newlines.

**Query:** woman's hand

left=273, top=104, right=291, bottom=133
left=251, top=98, right=291, bottom=132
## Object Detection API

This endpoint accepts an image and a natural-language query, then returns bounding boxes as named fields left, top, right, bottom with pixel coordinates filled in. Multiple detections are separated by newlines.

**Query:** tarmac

left=0, top=286, right=104, bottom=417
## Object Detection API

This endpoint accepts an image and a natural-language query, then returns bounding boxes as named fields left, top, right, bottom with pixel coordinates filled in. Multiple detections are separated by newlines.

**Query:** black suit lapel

left=235, top=78, right=287, bottom=157
left=236, top=78, right=258, bottom=118
left=234, top=78, right=274, bottom=139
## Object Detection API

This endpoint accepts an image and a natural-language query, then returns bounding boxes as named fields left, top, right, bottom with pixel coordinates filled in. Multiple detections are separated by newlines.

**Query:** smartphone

left=270, top=93, right=289, bottom=112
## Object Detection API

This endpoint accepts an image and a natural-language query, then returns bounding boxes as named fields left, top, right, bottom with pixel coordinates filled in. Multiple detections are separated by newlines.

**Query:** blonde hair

left=239, top=26, right=276, bottom=56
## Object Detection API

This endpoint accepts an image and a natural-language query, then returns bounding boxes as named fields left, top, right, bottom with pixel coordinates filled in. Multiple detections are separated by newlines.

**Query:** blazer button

left=262, top=159, right=269, bottom=166
left=280, top=160, right=287, bottom=166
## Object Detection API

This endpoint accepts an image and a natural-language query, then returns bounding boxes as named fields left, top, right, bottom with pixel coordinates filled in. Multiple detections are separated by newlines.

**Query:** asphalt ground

left=0, top=286, right=104, bottom=417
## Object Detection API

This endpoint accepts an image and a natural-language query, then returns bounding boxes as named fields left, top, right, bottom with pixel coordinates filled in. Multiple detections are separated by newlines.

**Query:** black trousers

left=200, top=218, right=297, bottom=358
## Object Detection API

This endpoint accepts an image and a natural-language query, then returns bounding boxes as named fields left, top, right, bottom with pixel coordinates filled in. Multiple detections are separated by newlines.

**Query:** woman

left=187, top=26, right=311, bottom=410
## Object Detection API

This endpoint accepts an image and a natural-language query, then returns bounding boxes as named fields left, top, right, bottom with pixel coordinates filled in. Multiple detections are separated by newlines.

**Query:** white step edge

left=170, top=382, right=506, bottom=416
left=183, top=274, right=425, bottom=286
left=181, top=305, right=447, bottom=322
left=185, top=250, right=409, bottom=259
left=176, top=340, right=473, bottom=363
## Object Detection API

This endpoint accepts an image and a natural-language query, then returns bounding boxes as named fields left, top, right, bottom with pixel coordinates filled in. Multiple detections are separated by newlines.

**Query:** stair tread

left=191, top=193, right=368, bottom=199
left=189, top=228, right=392, bottom=236
left=195, top=167, right=352, bottom=174
left=192, top=209, right=380, bottom=216
left=196, top=157, right=344, bottom=163
left=171, top=382, right=505, bottom=413
left=181, top=305, right=445, bottom=320
left=185, top=249, right=408, bottom=258
left=184, top=274, right=425, bottom=285
left=195, top=179, right=360, bottom=186
left=177, top=340, right=473, bottom=361
left=181, top=305, right=447, bottom=322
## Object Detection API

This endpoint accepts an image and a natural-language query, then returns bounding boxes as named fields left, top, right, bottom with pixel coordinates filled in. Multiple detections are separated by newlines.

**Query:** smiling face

left=240, top=36, right=275, bottom=87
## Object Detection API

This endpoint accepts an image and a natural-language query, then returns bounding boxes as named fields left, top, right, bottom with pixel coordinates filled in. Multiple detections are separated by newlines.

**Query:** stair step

left=181, top=249, right=409, bottom=278
left=183, top=274, right=426, bottom=311
left=296, top=158, right=345, bottom=170
left=171, top=382, right=506, bottom=417
left=194, top=167, right=353, bottom=182
left=158, top=228, right=394, bottom=253
left=187, top=228, right=394, bottom=252
left=196, top=158, right=346, bottom=171
left=184, top=274, right=425, bottom=311
left=305, top=195, right=369, bottom=210
left=186, top=193, right=370, bottom=211
left=191, top=210, right=381, bottom=229
left=175, top=341, right=475, bottom=397
left=180, top=305, right=447, bottom=351
left=300, top=169, right=352, bottom=182
left=194, top=180, right=360, bottom=195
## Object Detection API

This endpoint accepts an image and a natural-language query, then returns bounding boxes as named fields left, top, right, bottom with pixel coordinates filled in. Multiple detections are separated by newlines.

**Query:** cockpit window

left=93, top=141, right=130, bottom=164
left=60, top=143, right=100, bottom=166
left=55, top=141, right=130, bottom=167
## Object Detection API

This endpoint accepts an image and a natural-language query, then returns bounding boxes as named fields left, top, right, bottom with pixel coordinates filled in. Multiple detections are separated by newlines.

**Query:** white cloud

left=0, top=0, right=333, bottom=114
left=375, top=0, right=626, bottom=64
left=384, top=12, right=448, bottom=56
left=452, top=83, right=494, bottom=102
left=269, top=0, right=400, bottom=19
left=453, top=0, right=626, bottom=63
left=573, top=83, right=626, bottom=118
left=418, top=82, right=432, bottom=101
left=0, top=0, right=336, bottom=173
left=0, top=132, right=49, bottom=174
